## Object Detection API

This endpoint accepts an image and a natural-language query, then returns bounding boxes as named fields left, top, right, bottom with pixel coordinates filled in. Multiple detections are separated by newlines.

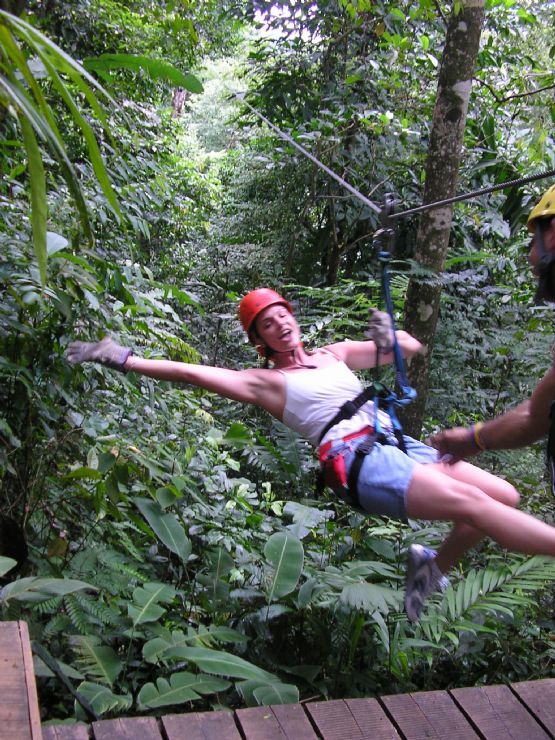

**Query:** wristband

left=470, top=422, right=487, bottom=451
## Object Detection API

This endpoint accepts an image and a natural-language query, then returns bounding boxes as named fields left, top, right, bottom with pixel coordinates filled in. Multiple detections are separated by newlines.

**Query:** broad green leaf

left=253, top=682, right=299, bottom=705
left=176, top=647, right=276, bottom=682
left=129, top=582, right=176, bottom=626
left=33, top=656, right=84, bottom=680
left=264, top=532, right=304, bottom=601
left=70, top=636, right=122, bottom=686
left=137, top=671, right=230, bottom=709
left=18, top=112, right=47, bottom=284
left=132, top=497, right=191, bottom=562
left=65, top=467, right=103, bottom=480
left=46, top=231, right=68, bottom=256
left=2, top=11, right=113, bottom=100
left=0, top=577, right=95, bottom=604
left=283, top=501, right=333, bottom=539
left=37, top=53, right=121, bottom=219
left=0, top=75, right=93, bottom=245
left=83, top=54, right=203, bottom=93
left=0, top=557, right=17, bottom=577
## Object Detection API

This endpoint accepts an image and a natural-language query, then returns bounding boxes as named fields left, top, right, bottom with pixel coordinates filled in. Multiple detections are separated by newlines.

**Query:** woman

left=67, top=288, right=555, bottom=622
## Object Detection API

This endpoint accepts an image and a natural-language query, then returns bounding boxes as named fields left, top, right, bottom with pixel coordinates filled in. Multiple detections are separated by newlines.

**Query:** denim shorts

left=327, top=434, right=440, bottom=521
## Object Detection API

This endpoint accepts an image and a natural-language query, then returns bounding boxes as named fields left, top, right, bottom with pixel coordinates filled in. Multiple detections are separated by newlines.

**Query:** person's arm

left=124, top=355, right=278, bottom=409
left=430, top=364, right=555, bottom=459
left=66, top=337, right=284, bottom=416
left=329, top=330, right=423, bottom=371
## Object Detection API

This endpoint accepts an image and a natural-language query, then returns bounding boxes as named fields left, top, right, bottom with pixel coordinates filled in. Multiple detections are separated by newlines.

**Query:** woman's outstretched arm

left=66, top=337, right=285, bottom=416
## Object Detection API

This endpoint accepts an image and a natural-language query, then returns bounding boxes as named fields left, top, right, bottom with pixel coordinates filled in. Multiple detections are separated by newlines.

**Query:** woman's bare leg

left=417, top=461, right=520, bottom=572
left=406, top=463, right=555, bottom=563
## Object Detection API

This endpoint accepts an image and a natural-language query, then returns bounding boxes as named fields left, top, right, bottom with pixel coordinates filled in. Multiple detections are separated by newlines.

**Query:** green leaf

left=37, top=53, right=121, bottom=220
left=176, top=647, right=277, bottom=682
left=340, top=582, right=400, bottom=614
left=74, top=682, right=131, bottom=720
left=132, top=497, right=191, bottom=562
left=0, top=577, right=95, bottom=604
left=70, top=636, right=122, bottom=686
left=46, top=231, right=68, bottom=256
left=0, top=55, right=93, bottom=246
left=137, top=671, right=230, bottom=709
left=83, top=54, right=204, bottom=93
left=128, top=582, right=176, bottom=626
left=18, top=113, right=47, bottom=284
left=65, top=467, right=103, bottom=480
left=253, top=682, right=299, bottom=705
left=0, top=557, right=17, bottom=577
left=264, top=532, right=304, bottom=601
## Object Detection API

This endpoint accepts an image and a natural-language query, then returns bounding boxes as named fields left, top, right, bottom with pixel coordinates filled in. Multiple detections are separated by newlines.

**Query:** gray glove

left=65, top=336, right=132, bottom=372
left=365, top=309, right=394, bottom=352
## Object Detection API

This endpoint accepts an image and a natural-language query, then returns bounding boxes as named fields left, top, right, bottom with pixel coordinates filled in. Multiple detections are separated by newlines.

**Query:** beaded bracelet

left=470, top=422, right=487, bottom=451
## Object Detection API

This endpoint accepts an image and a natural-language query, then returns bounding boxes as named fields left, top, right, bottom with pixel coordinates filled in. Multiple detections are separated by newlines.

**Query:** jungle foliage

left=1, top=0, right=555, bottom=726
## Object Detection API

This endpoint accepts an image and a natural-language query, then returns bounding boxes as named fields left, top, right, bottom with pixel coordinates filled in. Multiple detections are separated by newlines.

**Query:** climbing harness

left=316, top=196, right=415, bottom=507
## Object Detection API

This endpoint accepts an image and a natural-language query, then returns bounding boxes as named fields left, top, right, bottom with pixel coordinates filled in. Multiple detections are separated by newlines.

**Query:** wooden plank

left=235, top=706, right=288, bottom=739
left=162, top=710, right=242, bottom=740
left=270, top=703, right=318, bottom=739
left=91, top=717, right=161, bottom=740
left=344, top=697, right=400, bottom=739
left=410, top=690, right=479, bottom=739
left=19, top=621, right=43, bottom=740
left=381, top=692, right=444, bottom=739
left=42, top=725, right=90, bottom=740
left=451, top=684, right=551, bottom=740
left=0, top=621, right=42, bottom=740
left=305, top=699, right=365, bottom=739
left=511, top=679, right=555, bottom=735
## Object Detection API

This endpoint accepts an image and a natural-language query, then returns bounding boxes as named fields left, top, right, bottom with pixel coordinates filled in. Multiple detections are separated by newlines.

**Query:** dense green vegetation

left=1, top=0, right=555, bottom=725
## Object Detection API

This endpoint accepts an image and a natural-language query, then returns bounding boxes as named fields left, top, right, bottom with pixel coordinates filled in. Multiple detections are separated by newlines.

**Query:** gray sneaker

left=405, top=544, right=448, bottom=622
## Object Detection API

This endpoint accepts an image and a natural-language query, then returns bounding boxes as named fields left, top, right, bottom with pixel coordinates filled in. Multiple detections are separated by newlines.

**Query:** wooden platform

left=0, top=620, right=42, bottom=740
left=2, top=620, right=554, bottom=740
left=41, top=679, right=555, bottom=739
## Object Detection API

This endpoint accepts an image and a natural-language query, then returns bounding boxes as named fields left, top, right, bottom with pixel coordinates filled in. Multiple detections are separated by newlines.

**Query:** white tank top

left=279, top=356, right=394, bottom=447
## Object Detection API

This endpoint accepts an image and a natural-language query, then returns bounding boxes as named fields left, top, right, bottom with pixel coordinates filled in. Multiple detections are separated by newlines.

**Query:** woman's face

left=255, top=304, right=300, bottom=352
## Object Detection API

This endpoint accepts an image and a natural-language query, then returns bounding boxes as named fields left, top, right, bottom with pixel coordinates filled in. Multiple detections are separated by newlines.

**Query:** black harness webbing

left=317, top=385, right=380, bottom=446
left=316, top=381, right=407, bottom=507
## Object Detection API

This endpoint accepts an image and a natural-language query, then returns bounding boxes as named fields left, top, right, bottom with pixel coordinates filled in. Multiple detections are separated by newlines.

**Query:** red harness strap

left=319, top=425, right=373, bottom=462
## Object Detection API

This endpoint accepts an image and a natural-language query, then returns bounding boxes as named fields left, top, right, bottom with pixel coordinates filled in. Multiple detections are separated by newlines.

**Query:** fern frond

left=43, top=614, right=72, bottom=639
left=72, top=592, right=121, bottom=628
left=33, top=596, right=64, bottom=615
left=95, top=547, right=149, bottom=585
left=65, top=594, right=94, bottom=634
left=447, top=556, right=555, bottom=621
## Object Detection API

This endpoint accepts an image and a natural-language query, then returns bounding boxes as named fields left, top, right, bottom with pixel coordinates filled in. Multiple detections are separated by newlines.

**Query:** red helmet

left=239, top=288, right=293, bottom=336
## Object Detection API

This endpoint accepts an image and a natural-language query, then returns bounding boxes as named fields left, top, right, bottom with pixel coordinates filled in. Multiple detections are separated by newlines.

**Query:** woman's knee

left=452, top=486, right=491, bottom=526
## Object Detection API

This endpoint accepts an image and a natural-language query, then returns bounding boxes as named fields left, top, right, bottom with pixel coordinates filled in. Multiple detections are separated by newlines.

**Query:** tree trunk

left=402, top=0, right=485, bottom=437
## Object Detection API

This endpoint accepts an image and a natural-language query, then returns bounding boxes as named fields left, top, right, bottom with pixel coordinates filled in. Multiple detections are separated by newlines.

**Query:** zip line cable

left=235, top=93, right=555, bottom=220
left=236, top=94, right=381, bottom=215
left=393, top=169, right=555, bottom=220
